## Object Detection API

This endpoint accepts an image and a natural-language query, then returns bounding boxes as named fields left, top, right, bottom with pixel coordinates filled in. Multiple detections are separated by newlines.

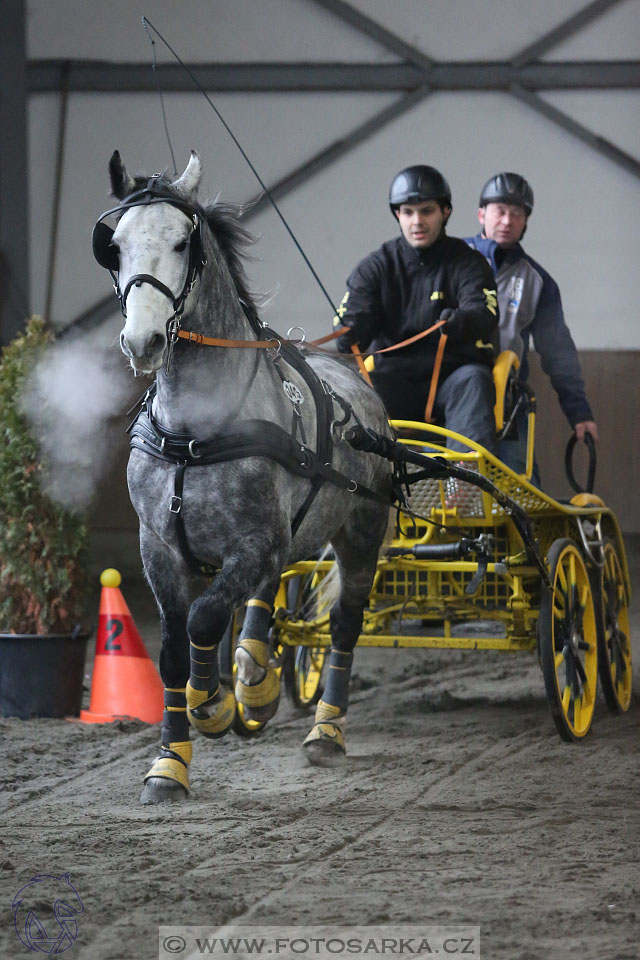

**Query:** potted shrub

left=0, top=316, right=90, bottom=718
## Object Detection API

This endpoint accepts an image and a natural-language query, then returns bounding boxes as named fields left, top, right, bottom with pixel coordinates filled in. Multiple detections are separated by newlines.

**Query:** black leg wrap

left=321, top=648, right=354, bottom=713
left=162, top=688, right=189, bottom=747
left=189, top=638, right=220, bottom=693
left=239, top=601, right=272, bottom=643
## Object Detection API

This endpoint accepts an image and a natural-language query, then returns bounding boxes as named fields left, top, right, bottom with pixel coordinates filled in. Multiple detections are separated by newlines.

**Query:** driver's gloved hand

left=439, top=307, right=468, bottom=342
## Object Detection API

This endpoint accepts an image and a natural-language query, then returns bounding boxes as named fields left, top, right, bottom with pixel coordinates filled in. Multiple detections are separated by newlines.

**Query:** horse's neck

left=152, top=295, right=279, bottom=437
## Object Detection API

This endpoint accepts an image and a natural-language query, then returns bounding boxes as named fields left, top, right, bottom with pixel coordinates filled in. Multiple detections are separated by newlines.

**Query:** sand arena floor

left=1, top=538, right=638, bottom=960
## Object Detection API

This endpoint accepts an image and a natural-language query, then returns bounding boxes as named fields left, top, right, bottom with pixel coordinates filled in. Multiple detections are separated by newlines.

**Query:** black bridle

left=91, top=176, right=207, bottom=329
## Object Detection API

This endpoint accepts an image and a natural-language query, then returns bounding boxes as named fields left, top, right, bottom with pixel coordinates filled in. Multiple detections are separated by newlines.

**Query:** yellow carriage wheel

left=292, top=645, right=327, bottom=708
left=283, top=574, right=327, bottom=709
left=595, top=544, right=632, bottom=713
left=539, top=539, right=599, bottom=742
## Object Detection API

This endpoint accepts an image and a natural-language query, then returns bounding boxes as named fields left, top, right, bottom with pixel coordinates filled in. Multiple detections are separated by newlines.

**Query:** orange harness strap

left=424, top=332, right=448, bottom=423
left=312, top=321, right=445, bottom=355
left=177, top=320, right=446, bottom=358
left=350, top=344, right=373, bottom=387
left=177, top=329, right=279, bottom=349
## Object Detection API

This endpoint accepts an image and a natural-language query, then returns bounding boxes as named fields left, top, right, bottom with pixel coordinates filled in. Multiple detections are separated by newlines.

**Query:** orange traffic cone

left=79, top=569, right=164, bottom=724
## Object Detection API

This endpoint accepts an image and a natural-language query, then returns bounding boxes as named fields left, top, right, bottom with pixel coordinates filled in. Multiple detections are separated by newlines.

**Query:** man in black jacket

left=336, top=165, right=499, bottom=453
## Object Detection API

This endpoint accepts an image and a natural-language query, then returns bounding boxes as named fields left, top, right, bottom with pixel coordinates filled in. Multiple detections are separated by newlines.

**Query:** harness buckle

left=170, top=496, right=182, bottom=514
left=167, top=317, right=181, bottom=343
left=266, top=337, right=282, bottom=362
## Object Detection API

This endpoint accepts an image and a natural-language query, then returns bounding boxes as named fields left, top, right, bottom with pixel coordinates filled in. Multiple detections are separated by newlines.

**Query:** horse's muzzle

left=120, top=329, right=167, bottom=373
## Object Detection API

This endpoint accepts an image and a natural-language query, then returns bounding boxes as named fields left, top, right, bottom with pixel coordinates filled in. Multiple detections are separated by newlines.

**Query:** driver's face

left=479, top=202, right=527, bottom=247
left=396, top=200, right=450, bottom=249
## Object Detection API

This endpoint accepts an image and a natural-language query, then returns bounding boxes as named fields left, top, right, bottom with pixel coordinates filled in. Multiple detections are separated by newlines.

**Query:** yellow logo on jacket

left=333, top=291, right=349, bottom=328
left=484, top=288, right=498, bottom=316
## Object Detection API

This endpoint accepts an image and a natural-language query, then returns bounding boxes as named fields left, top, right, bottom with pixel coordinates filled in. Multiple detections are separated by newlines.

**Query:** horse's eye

left=175, top=240, right=188, bottom=253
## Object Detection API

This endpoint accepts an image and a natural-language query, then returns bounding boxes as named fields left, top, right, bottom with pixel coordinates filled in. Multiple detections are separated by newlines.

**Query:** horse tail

left=316, top=510, right=395, bottom=615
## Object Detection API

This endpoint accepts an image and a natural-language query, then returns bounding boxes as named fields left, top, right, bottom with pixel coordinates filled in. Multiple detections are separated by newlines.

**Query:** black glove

left=336, top=324, right=360, bottom=353
left=439, top=307, right=467, bottom=341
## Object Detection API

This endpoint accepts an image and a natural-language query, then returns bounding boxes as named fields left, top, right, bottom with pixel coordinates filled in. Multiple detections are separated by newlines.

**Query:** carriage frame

left=226, top=418, right=632, bottom=744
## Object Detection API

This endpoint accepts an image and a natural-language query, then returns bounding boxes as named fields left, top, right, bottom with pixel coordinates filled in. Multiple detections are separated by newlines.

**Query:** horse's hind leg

left=234, top=578, right=282, bottom=723
left=303, top=507, right=388, bottom=767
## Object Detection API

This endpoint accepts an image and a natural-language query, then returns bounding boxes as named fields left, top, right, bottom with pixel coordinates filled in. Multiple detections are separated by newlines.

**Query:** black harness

left=126, top=333, right=390, bottom=577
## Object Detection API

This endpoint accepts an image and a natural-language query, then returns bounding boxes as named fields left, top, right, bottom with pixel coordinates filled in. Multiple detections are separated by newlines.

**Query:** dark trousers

left=370, top=363, right=497, bottom=454
left=498, top=406, right=541, bottom=486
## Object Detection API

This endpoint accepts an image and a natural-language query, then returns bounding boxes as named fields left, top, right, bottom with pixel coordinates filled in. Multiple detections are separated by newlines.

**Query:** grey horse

left=93, top=150, right=392, bottom=804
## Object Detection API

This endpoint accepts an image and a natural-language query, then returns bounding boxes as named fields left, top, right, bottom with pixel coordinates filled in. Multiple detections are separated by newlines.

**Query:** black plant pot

left=0, top=627, right=91, bottom=719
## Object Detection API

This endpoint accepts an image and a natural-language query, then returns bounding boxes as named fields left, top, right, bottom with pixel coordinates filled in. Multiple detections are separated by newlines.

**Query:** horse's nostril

left=148, top=333, right=165, bottom=354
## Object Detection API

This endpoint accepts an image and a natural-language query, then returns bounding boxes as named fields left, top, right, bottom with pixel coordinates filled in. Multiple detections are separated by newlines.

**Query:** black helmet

left=389, top=165, right=452, bottom=216
left=479, top=172, right=533, bottom=215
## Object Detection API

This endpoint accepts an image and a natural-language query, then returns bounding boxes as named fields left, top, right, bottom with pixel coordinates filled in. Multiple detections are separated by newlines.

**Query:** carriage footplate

left=345, top=424, right=550, bottom=588
left=186, top=682, right=236, bottom=739
left=303, top=700, right=346, bottom=767
left=385, top=535, right=493, bottom=595
left=141, top=740, right=192, bottom=803
left=234, top=638, right=281, bottom=722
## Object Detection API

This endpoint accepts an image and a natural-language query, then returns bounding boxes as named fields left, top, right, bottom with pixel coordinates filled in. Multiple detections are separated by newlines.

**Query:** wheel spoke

left=557, top=561, right=568, bottom=593
left=554, top=650, right=565, bottom=670
left=563, top=645, right=572, bottom=689
left=574, top=654, right=587, bottom=685
left=553, top=598, right=566, bottom=621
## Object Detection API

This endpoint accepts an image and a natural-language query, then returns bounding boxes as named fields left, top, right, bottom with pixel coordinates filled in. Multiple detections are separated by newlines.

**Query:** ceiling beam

left=307, top=0, right=433, bottom=70
left=244, top=85, right=431, bottom=218
left=512, top=0, right=628, bottom=67
left=28, top=59, right=640, bottom=93
left=511, top=84, right=640, bottom=180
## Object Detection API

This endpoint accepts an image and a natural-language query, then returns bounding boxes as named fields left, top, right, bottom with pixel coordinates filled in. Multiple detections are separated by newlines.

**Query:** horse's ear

left=173, top=151, right=202, bottom=200
left=109, top=150, right=135, bottom=200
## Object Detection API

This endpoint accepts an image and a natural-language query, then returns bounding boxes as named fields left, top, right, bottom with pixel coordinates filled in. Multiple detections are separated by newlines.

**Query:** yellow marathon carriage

left=223, top=353, right=632, bottom=745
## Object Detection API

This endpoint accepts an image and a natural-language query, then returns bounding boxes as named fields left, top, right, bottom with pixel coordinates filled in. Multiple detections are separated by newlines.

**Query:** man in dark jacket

left=465, top=172, right=597, bottom=481
left=336, top=165, right=499, bottom=453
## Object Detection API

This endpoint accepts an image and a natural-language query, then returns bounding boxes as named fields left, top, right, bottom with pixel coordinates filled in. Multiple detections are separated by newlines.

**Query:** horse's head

left=96, top=151, right=205, bottom=374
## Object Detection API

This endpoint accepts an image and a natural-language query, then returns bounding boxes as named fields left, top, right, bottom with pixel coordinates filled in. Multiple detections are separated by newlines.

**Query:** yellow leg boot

left=235, top=638, right=281, bottom=722
left=140, top=740, right=192, bottom=804
left=186, top=683, right=236, bottom=739
left=303, top=700, right=346, bottom=767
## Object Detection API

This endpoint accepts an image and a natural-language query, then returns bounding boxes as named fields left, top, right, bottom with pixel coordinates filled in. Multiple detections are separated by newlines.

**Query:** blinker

left=92, top=221, right=119, bottom=272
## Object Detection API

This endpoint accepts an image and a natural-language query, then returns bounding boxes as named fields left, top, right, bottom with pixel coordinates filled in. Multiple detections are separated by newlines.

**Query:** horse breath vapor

left=20, top=328, right=133, bottom=510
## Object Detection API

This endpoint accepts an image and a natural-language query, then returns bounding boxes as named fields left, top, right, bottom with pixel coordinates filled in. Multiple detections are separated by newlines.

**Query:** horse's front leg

left=187, top=553, right=286, bottom=728
left=233, top=577, right=283, bottom=723
left=139, top=536, right=195, bottom=805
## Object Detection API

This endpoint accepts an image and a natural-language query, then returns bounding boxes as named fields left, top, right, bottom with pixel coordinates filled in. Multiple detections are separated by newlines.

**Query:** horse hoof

left=303, top=740, right=346, bottom=768
left=241, top=693, right=280, bottom=723
left=140, top=777, right=188, bottom=805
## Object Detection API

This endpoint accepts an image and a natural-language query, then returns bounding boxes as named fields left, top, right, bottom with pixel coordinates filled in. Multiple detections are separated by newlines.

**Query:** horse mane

left=202, top=201, right=258, bottom=310
left=119, top=172, right=258, bottom=310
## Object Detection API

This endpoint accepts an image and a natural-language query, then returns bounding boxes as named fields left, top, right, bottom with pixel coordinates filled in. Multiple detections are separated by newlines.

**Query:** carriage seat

left=363, top=349, right=523, bottom=434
